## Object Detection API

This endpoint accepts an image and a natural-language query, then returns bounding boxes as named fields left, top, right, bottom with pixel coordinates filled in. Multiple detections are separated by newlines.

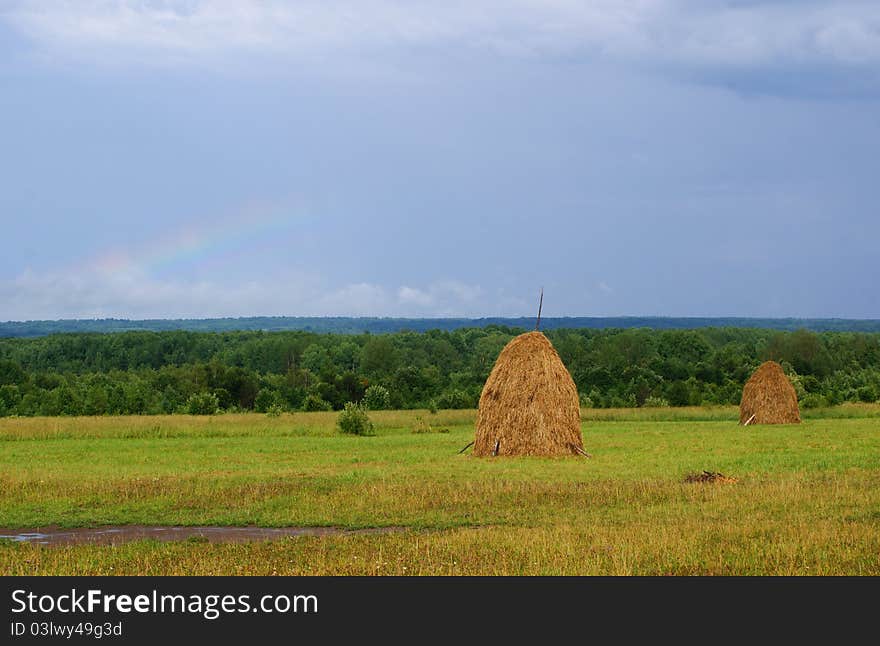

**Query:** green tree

left=83, top=385, right=109, bottom=415
left=360, top=337, right=397, bottom=376
left=332, top=341, right=361, bottom=372
left=301, top=345, right=331, bottom=374
left=0, top=360, right=27, bottom=386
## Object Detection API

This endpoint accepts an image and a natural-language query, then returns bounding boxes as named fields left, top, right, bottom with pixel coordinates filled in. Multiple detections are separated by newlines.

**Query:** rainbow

left=83, top=202, right=301, bottom=277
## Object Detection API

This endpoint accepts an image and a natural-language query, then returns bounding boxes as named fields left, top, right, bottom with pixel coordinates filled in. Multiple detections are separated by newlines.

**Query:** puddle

left=0, top=525, right=401, bottom=546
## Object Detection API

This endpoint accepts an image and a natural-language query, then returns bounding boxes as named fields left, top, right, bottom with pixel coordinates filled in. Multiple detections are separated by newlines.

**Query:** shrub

left=801, top=375, right=821, bottom=393
left=411, top=415, right=449, bottom=434
left=265, top=404, right=284, bottom=418
left=362, top=384, right=391, bottom=410
left=643, top=396, right=670, bottom=408
left=301, top=394, right=333, bottom=412
left=610, top=393, right=637, bottom=408
left=427, top=399, right=438, bottom=414
left=787, top=372, right=807, bottom=401
left=0, top=384, right=22, bottom=411
left=801, top=393, right=828, bottom=409
left=665, top=381, right=690, bottom=407
left=436, top=389, right=474, bottom=409
left=212, top=387, right=233, bottom=410
left=186, top=392, right=219, bottom=415
left=337, top=402, right=374, bottom=435
left=254, top=389, right=283, bottom=413
left=579, top=393, right=594, bottom=408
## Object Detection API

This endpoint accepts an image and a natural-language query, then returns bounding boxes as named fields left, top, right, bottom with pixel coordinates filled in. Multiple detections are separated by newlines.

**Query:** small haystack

left=739, top=360, right=801, bottom=425
left=473, top=331, right=584, bottom=456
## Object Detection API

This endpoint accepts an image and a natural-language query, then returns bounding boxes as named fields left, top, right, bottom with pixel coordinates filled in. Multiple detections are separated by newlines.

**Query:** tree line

left=4, top=316, right=880, bottom=338
left=0, top=326, right=878, bottom=417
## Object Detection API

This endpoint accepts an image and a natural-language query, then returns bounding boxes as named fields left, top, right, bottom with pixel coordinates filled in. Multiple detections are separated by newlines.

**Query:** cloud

left=318, top=282, right=391, bottom=316
left=396, top=281, right=484, bottom=315
left=0, top=268, right=493, bottom=319
left=4, top=1, right=879, bottom=77
left=397, top=286, right=434, bottom=308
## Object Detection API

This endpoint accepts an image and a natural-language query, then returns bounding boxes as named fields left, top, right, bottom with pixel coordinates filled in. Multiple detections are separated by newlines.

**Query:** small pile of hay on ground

left=684, top=470, right=737, bottom=484
left=473, top=331, right=584, bottom=457
left=739, top=360, right=801, bottom=425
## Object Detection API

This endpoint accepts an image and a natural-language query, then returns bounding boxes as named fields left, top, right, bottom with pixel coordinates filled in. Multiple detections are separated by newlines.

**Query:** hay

left=739, top=360, right=801, bottom=425
left=473, top=331, right=584, bottom=457
left=684, top=470, right=737, bottom=484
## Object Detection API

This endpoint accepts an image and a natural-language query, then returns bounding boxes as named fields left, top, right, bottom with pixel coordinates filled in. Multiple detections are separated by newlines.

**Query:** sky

left=1, top=1, right=878, bottom=320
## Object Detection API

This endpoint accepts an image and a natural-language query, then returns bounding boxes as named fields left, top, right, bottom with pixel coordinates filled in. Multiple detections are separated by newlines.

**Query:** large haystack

left=473, top=331, right=583, bottom=456
left=739, top=361, right=801, bottom=425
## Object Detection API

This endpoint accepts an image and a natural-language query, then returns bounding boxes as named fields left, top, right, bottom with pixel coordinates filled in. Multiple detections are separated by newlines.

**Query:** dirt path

left=0, top=525, right=402, bottom=546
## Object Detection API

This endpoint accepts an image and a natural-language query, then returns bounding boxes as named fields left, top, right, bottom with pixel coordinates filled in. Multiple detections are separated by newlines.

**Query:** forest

left=3, top=316, right=880, bottom=338
left=1, top=326, right=879, bottom=416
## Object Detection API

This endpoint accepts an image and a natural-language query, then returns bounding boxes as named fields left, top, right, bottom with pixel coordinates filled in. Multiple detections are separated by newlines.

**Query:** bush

left=436, top=389, right=474, bottom=409
left=362, top=384, right=391, bottom=410
left=428, top=399, right=438, bottom=414
left=665, top=381, right=690, bottom=407
left=643, top=396, right=670, bottom=408
left=301, top=394, right=333, bottom=412
left=265, top=404, right=284, bottom=418
left=411, top=415, right=449, bottom=434
left=801, top=393, right=828, bottom=409
left=0, top=384, right=21, bottom=411
left=802, top=375, right=821, bottom=393
left=788, top=372, right=807, bottom=401
left=212, top=387, right=233, bottom=410
left=186, top=392, right=219, bottom=415
left=254, top=389, right=283, bottom=413
left=337, top=402, right=374, bottom=435
left=610, top=393, right=638, bottom=408
left=579, top=393, right=594, bottom=408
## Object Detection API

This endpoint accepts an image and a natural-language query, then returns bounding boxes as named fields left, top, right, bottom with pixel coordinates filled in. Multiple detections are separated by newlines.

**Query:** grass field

left=2, top=406, right=879, bottom=575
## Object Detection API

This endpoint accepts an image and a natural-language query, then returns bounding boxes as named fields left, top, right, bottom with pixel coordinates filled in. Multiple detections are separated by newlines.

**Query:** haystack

left=739, top=361, right=801, bottom=425
left=473, top=331, right=584, bottom=456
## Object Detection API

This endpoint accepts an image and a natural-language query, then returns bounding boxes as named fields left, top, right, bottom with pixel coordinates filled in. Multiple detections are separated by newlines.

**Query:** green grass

left=1, top=407, right=879, bottom=575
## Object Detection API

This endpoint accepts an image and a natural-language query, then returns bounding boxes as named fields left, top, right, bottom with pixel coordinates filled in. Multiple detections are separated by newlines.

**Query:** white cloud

left=317, top=282, right=390, bottom=316
left=397, top=286, right=434, bottom=308
left=4, top=1, right=879, bottom=71
left=396, top=281, right=484, bottom=315
left=0, top=269, right=492, bottom=319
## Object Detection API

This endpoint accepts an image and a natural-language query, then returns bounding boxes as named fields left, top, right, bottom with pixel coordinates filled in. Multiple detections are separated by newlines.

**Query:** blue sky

left=1, top=1, right=878, bottom=320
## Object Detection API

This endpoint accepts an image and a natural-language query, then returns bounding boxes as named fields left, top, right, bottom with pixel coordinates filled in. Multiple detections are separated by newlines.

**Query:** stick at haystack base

left=739, top=360, right=801, bottom=425
left=472, top=328, right=585, bottom=457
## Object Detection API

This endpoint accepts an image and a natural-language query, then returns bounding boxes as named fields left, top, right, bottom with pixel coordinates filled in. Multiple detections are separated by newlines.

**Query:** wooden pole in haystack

left=535, top=287, right=544, bottom=331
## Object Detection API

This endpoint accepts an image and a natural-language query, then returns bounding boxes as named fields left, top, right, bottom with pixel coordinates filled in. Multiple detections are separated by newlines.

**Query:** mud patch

left=684, top=471, right=737, bottom=484
left=0, top=525, right=402, bottom=546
